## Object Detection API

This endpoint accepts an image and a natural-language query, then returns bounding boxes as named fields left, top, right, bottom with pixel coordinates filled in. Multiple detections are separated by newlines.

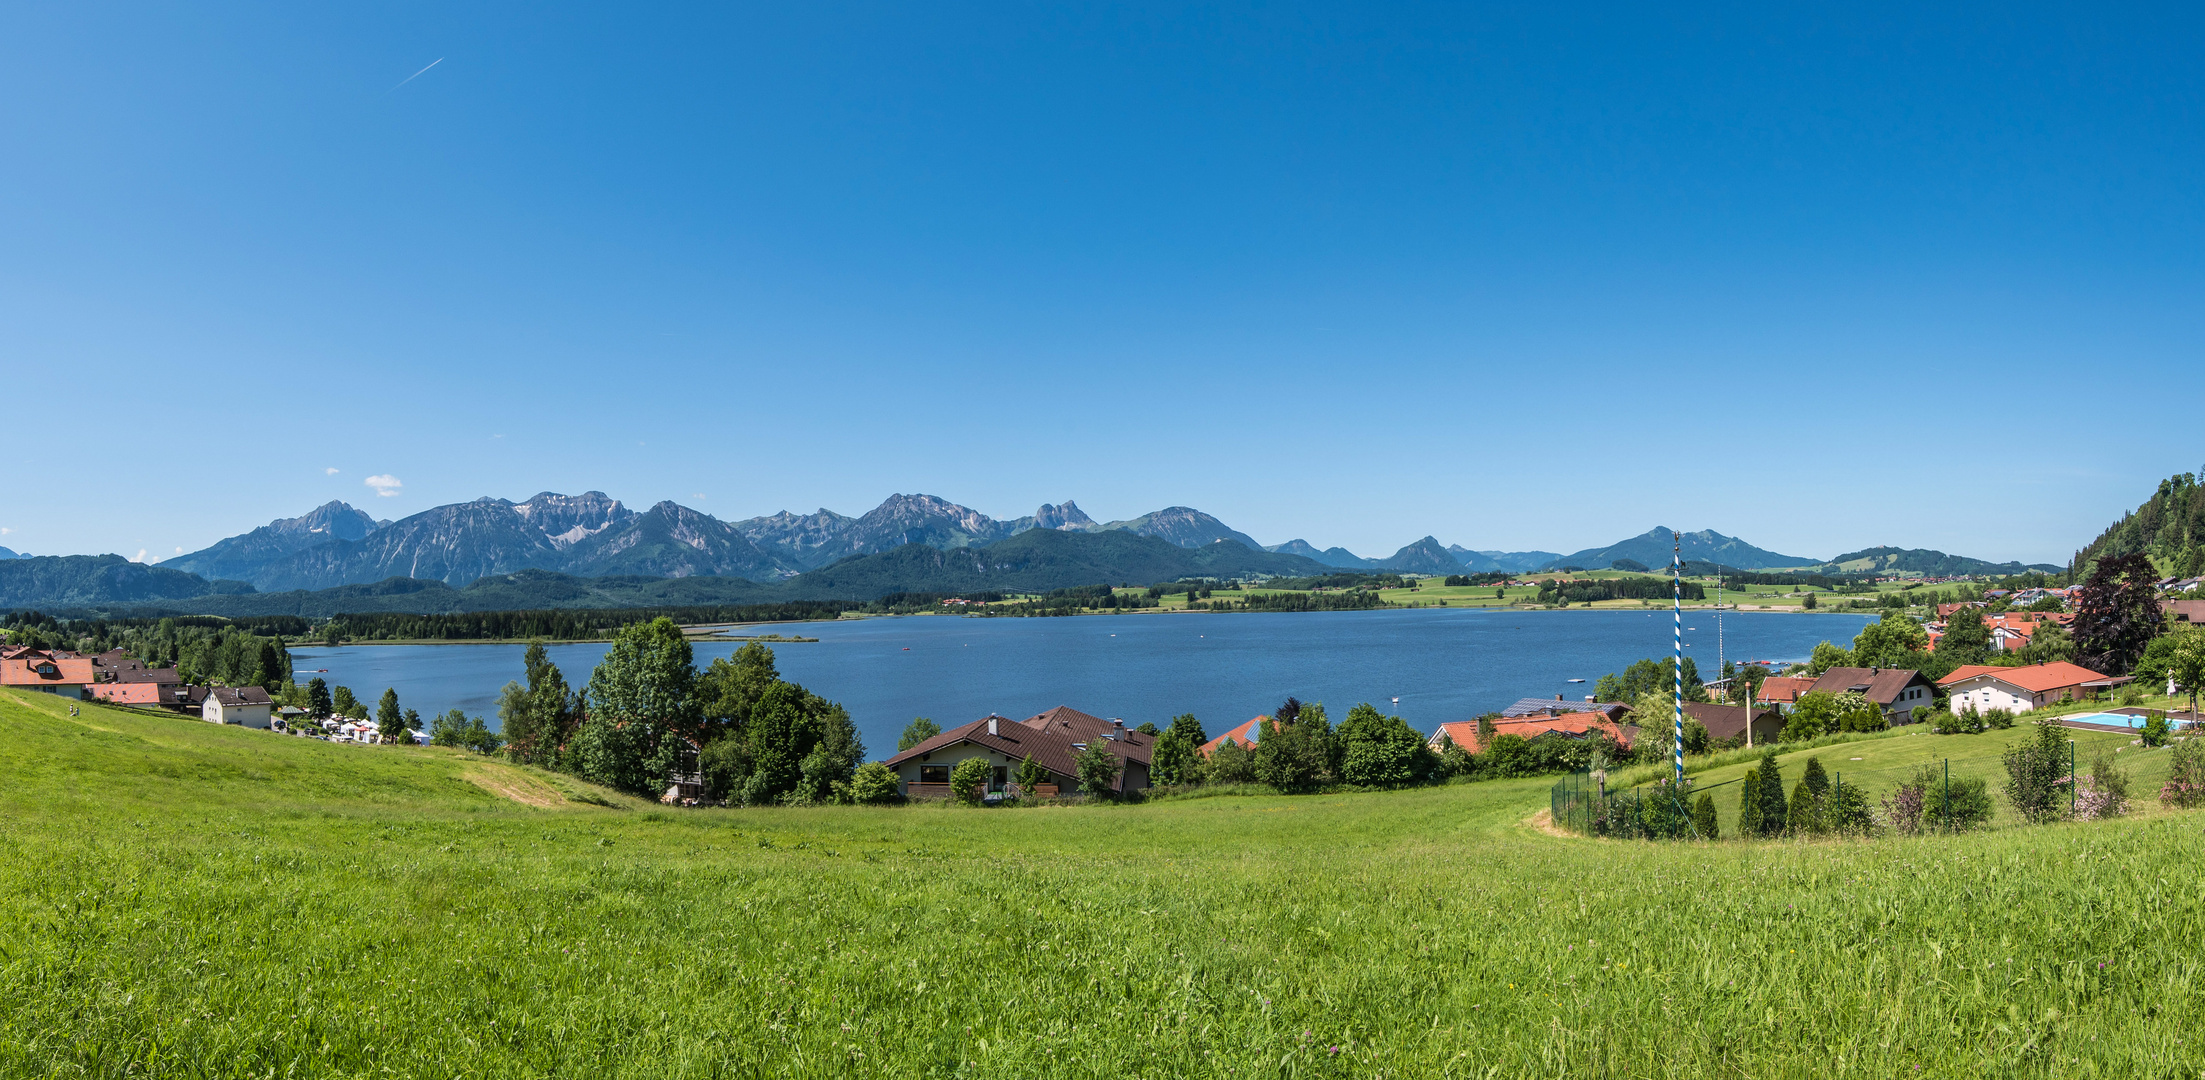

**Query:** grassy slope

left=5, top=690, right=2204, bottom=1079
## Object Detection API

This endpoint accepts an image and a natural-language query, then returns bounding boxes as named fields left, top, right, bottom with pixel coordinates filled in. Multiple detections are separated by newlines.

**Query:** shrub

left=1881, top=775, right=1928, bottom=836
left=2001, top=717, right=2071, bottom=824
left=1740, top=768, right=1763, bottom=836
left=1983, top=708, right=2015, bottom=730
left=847, top=761, right=900, bottom=804
left=1930, top=708, right=1981, bottom=735
left=2160, top=738, right=2205, bottom=808
left=2142, top=711, right=2171, bottom=748
left=1784, top=693, right=1838, bottom=742
left=1828, top=780, right=1875, bottom=834
left=2074, top=752, right=2130, bottom=821
left=1914, top=765, right=1992, bottom=832
left=1075, top=740, right=1121, bottom=799
left=1253, top=700, right=1334, bottom=794
left=1015, top=754, right=1048, bottom=798
left=1692, top=793, right=1719, bottom=839
left=949, top=757, right=992, bottom=806
left=1207, top=739, right=1257, bottom=784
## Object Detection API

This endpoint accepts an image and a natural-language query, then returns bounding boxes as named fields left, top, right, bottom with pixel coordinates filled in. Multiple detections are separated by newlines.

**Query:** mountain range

left=0, top=488, right=2072, bottom=613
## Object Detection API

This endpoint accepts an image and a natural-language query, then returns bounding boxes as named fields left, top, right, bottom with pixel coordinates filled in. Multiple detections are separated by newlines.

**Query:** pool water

left=2069, top=711, right=2191, bottom=729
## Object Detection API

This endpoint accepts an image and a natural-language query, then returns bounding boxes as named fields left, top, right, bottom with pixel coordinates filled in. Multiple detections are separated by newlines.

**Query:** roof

left=206, top=686, right=274, bottom=706
left=1429, top=711, right=1632, bottom=753
left=1751, top=676, right=1817, bottom=703
left=1680, top=702, right=1782, bottom=741
left=883, top=712, right=1150, bottom=785
left=1807, top=667, right=1933, bottom=706
left=1198, top=716, right=1266, bottom=757
left=2166, top=599, right=2205, bottom=623
left=1500, top=697, right=1631, bottom=719
left=1938, top=661, right=2110, bottom=693
left=1017, top=705, right=1150, bottom=765
left=0, top=656, right=97, bottom=687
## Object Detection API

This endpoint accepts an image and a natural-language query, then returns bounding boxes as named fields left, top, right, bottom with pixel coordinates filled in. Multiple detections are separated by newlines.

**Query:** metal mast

left=1672, top=530, right=1684, bottom=783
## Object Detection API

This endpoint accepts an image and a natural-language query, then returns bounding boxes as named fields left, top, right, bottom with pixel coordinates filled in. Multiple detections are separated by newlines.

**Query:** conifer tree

left=1740, top=768, right=1763, bottom=836
left=1800, top=756, right=1830, bottom=800
left=1692, top=792, right=1719, bottom=839
left=1789, top=778, right=1824, bottom=834
left=1754, top=749, right=1787, bottom=836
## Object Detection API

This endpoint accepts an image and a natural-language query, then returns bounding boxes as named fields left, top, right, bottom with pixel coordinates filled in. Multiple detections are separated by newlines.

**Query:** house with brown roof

left=880, top=706, right=1151, bottom=798
left=1939, top=661, right=2121, bottom=715
left=0, top=653, right=98, bottom=699
left=1681, top=702, right=1783, bottom=746
left=1806, top=667, right=1938, bottom=723
left=1425, top=711, right=1633, bottom=755
left=2165, top=599, right=2205, bottom=625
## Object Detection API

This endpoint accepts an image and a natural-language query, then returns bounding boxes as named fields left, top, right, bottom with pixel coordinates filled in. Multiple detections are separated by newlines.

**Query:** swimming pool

left=2067, top=711, right=2191, bottom=730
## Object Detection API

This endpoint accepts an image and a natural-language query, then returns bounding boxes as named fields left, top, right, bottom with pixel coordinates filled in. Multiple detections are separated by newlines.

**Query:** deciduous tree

left=2072, top=552, right=2165, bottom=674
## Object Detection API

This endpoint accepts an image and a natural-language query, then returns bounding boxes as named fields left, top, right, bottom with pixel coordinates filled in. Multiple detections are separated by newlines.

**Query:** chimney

left=988, top=716, right=998, bottom=736
left=1112, top=719, right=1125, bottom=739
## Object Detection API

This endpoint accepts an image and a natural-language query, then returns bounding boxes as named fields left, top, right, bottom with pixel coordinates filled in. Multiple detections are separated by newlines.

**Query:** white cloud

left=174, top=546, right=184, bottom=554
left=133, top=549, right=148, bottom=563
left=325, top=467, right=340, bottom=475
left=364, top=474, right=404, bottom=497
left=0, top=526, right=10, bottom=535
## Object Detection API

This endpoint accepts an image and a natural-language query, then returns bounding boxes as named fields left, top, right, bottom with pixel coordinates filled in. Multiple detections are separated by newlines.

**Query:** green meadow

left=4, top=688, right=2204, bottom=1079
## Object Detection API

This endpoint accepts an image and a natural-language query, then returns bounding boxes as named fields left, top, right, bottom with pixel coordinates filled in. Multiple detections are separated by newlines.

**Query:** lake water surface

left=288, top=608, right=1873, bottom=754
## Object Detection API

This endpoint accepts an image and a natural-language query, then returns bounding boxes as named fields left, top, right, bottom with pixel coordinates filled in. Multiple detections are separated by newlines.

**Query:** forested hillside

left=2074, top=472, right=2205, bottom=577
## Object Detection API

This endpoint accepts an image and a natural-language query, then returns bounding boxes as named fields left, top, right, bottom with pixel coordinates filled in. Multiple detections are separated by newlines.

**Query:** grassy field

left=6, top=689, right=2205, bottom=1078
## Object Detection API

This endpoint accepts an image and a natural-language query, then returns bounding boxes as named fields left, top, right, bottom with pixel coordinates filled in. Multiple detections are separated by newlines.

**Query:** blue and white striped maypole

left=1672, top=530, right=1684, bottom=783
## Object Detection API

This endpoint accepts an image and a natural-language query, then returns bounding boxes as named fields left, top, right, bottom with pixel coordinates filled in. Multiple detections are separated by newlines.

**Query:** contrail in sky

left=392, top=57, right=443, bottom=90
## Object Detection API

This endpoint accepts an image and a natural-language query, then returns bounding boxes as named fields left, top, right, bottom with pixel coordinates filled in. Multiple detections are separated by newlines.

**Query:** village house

left=0, top=650, right=98, bottom=698
left=1499, top=696, right=1633, bottom=722
left=87, top=650, right=185, bottom=706
left=1425, top=710, right=1634, bottom=755
left=1680, top=702, right=1784, bottom=746
left=202, top=685, right=275, bottom=728
left=1807, top=666, right=1938, bottom=723
left=1939, top=661, right=2124, bottom=715
left=1747, top=675, right=1817, bottom=708
left=2165, top=598, right=2205, bottom=625
left=880, top=705, right=1151, bottom=798
left=1198, top=716, right=1267, bottom=757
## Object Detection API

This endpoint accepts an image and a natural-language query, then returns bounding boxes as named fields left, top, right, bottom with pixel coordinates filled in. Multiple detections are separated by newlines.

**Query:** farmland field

left=4, top=687, right=2203, bottom=1078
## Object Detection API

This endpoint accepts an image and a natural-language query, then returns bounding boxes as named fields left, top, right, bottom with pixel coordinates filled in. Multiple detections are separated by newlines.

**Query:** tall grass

left=3, top=688, right=2202, bottom=1078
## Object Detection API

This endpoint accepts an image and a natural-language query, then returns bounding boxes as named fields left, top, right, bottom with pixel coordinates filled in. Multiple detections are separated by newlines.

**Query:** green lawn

left=5, top=688, right=2204, bottom=1078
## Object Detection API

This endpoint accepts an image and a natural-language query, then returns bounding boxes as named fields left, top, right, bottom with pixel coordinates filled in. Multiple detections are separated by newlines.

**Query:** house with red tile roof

left=1425, top=711, right=1633, bottom=755
left=0, top=653, right=97, bottom=698
left=1749, top=676, right=1817, bottom=707
left=1198, top=716, right=1267, bottom=758
left=1939, top=661, right=2122, bottom=715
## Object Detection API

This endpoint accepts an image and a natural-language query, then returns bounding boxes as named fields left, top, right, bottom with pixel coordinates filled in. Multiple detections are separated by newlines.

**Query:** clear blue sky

left=7, top=2, right=2202, bottom=566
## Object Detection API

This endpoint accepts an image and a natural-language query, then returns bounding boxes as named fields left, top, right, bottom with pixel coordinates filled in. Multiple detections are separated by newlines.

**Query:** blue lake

left=287, top=608, right=1873, bottom=756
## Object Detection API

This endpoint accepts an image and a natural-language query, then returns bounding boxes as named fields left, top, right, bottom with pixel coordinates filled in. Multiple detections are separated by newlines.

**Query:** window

left=919, top=765, right=950, bottom=785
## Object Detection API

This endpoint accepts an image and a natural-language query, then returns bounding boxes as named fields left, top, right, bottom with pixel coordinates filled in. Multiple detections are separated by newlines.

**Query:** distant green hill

left=0, top=555, right=252, bottom=609
left=1817, top=546, right=2063, bottom=578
